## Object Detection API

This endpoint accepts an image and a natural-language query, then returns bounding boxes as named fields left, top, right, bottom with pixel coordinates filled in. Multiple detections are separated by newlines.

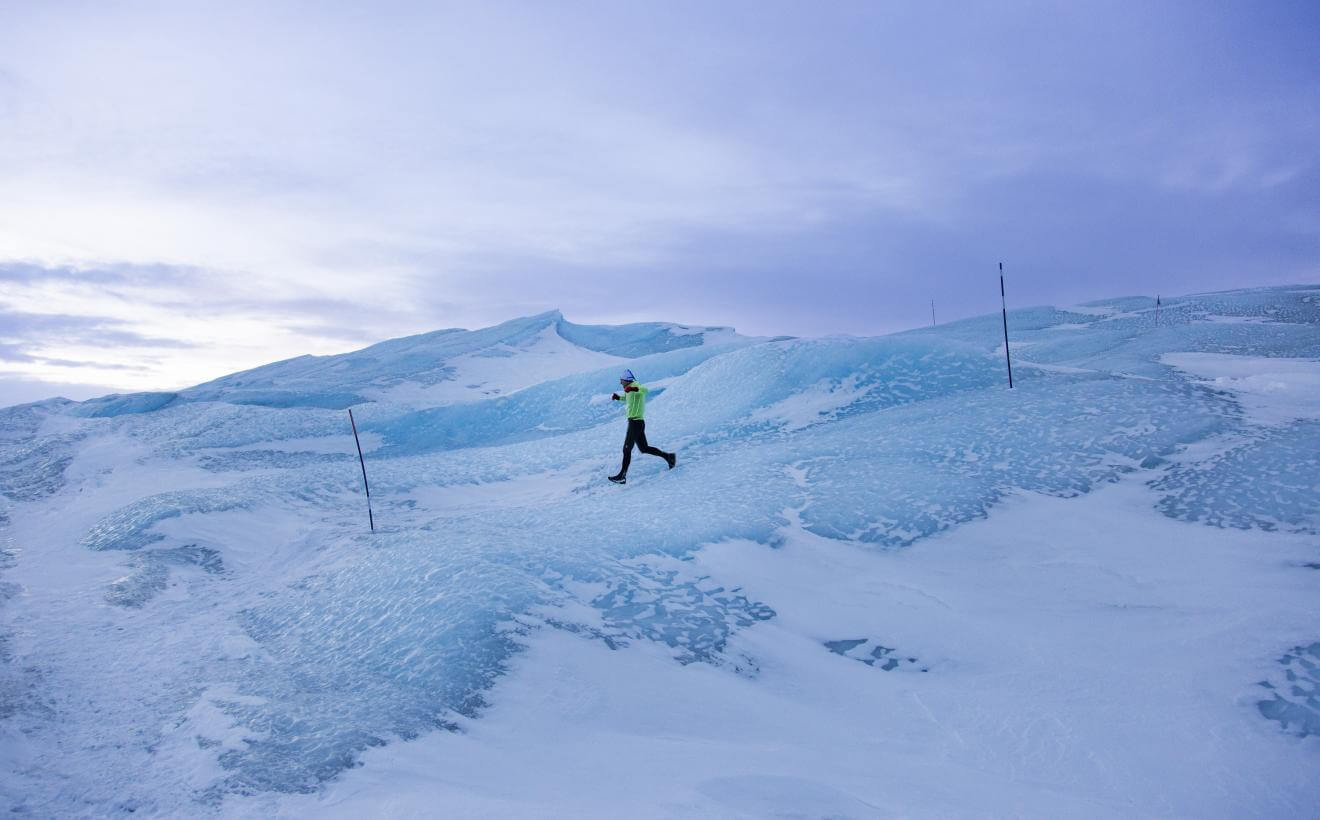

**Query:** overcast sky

left=0, top=0, right=1316, bottom=404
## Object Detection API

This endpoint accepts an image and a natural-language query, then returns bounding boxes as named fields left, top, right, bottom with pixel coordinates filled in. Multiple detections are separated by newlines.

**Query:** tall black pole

left=348, top=408, right=374, bottom=532
left=1000, top=262, right=1013, bottom=389
left=931, top=299, right=936, bottom=327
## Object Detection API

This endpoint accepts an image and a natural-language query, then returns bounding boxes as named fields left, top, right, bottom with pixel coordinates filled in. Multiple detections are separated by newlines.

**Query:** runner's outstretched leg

left=635, top=420, right=666, bottom=460
left=633, top=419, right=674, bottom=468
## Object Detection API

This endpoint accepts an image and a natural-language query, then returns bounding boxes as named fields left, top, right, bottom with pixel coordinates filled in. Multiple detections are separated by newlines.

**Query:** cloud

left=0, top=342, right=37, bottom=363
left=0, top=261, right=200, bottom=287
left=37, top=358, right=149, bottom=371
left=0, top=373, right=123, bottom=407
left=0, top=306, right=198, bottom=347
left=0, top=0, right=1315, bottom=402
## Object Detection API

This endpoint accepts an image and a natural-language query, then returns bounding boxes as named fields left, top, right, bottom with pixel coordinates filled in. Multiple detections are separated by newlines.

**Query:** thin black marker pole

left=1000, top=262, right=1013, bottom=389
left=348, top=408, right=374, bottom=532
left=931, top=299, right=936, bottom=327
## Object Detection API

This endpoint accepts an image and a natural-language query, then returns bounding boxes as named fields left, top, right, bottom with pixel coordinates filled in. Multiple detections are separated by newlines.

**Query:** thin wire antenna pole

left=348, top=408, right=374, bottom=532
left=1000, top=262, right=1013, bottom=389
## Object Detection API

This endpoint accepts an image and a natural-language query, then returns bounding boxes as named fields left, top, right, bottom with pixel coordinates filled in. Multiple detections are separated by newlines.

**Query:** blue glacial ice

left=4, top=285, right=1320, bottom=810
left=1258, top=642, right=1320, bottom=738
left=68, top=391, right=180, bottom=417
left=180, top=311, right=742, bottom=411
left=81, top=489, right=258, bottom=551
left=104, top=544, right=225, bottom=607
left=0, top=400, right=83, bottom=517
left=1153, top=421, right=1320, bottom=533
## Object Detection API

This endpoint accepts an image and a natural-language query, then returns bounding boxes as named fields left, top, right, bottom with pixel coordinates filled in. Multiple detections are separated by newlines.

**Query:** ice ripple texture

left=7, top=285, right=1318, bottom=810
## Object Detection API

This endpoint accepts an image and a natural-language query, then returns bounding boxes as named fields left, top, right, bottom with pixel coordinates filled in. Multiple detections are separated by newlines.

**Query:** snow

left=1161, top=352, right=1320, bottom=426
left=242, top=478, right=1320, bottom=819
left=1065, top=303, right=1123, bottom=317
left=365, top=323, right=627, bottom=405
left=2, top=288, right=1319, bottom=817
left=747, top=372, right=871, bottom=430
left=1200, top=314, right=1276, bottom=324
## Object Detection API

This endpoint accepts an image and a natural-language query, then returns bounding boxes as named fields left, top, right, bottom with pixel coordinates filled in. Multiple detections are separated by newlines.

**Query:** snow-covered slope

left=2, top=290, right=1319, bottom=817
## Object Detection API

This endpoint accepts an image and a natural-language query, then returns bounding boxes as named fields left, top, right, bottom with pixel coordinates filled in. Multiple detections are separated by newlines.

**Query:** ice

left=197, top=450, right=353, bottom=473
left=104, top=545, right=225, bottom=608
left=824, top=639, right=926, bottom=672
left=552, top=558, right=776, bottom=664
left=1152, top=422, right=1320, bottom=533
left=82, top=489, right=260, bottom=551
left=1258, top=642, right=1320, bottom=737
left=117, top=402, right=357, bottom=457
left=184, top=311, right=747, bottom=411
left=553, top=315, right=738, bottom=357
left=0, top=399, right=72, bottom=442
left=369, top=323, right=626, bottom=405
left=69, top=391, right=180, bottom=417
left=2, top=287, right=1319, bottom=815
left=0, top=434, right=79, bottom=505
left=361, top=339, right=752, bottom=457
left=0, top=400, right=81, bottom=514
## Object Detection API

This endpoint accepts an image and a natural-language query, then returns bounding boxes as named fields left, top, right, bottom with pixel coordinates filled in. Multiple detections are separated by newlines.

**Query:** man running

left=608, top=369, right=675, bottom=484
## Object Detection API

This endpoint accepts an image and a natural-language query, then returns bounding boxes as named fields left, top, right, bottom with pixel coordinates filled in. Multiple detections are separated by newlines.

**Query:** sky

left=0, top=0, right=1316, bottom=405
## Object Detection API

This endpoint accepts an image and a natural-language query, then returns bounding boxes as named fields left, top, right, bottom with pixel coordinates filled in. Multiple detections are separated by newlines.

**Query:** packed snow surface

left=1, top=289, right=1319, bottom=817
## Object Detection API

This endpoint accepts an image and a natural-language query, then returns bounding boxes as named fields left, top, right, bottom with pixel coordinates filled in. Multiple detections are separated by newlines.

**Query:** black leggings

left=620, top=418, right=666, bottom=473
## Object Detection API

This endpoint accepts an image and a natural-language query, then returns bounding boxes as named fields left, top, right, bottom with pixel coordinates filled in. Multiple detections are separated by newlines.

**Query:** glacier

left=1, top=289, right=1319, bottom=816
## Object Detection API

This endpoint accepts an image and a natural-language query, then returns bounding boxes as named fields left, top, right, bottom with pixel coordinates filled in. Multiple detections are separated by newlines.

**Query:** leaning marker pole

left=348, top=408, right=374, bottom=532
left=1000, top=262, right=1014, bottom=388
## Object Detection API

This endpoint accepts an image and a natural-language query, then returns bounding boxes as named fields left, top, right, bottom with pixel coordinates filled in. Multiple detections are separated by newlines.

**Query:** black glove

left=611, top=393, right=620, bottom=400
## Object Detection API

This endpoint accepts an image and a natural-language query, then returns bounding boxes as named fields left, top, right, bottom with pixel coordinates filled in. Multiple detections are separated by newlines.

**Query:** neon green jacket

left=614, top=383, right=649, bottom=419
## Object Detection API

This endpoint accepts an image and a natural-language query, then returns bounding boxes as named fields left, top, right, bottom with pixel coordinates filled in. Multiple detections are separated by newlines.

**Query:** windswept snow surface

left=2, top=289, right=1319, bottom=817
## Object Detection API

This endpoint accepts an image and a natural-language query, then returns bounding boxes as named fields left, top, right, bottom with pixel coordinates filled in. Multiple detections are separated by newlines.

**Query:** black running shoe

left=665, top=452, right=676, bottom=470
left=608, top=473, right=626, bottom=484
